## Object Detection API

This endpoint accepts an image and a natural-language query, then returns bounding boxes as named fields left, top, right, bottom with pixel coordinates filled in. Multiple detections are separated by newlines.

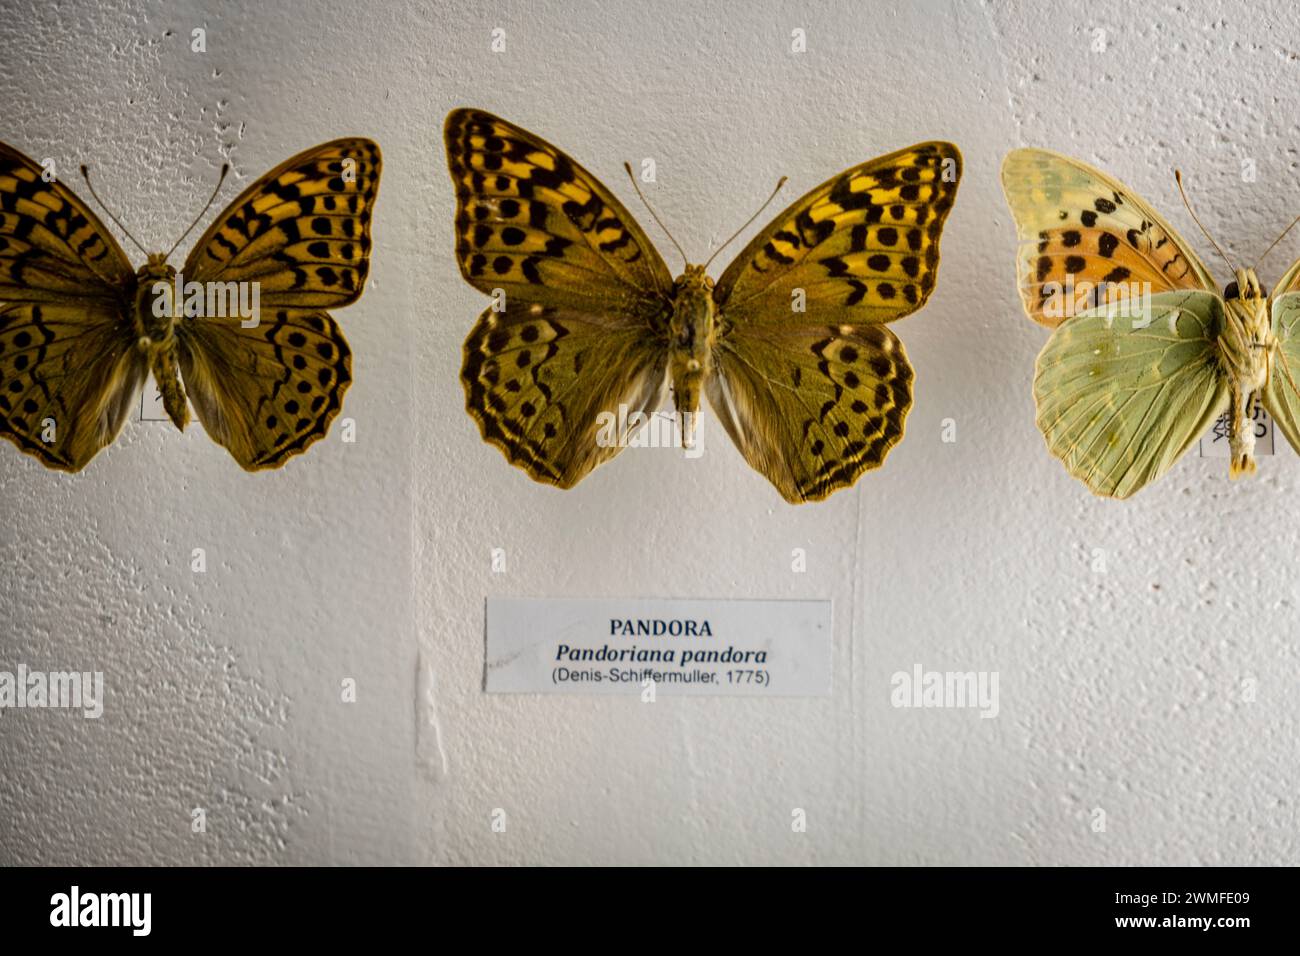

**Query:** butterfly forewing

left=183, top=138, right=380, bottom=308
left=0, top=141, right=136, bottom=299
left=445, top=108, right=673, bottom=311
left=716, top=142, right=960, bottom=326
left=1002, top=149, right=1217, bottom=328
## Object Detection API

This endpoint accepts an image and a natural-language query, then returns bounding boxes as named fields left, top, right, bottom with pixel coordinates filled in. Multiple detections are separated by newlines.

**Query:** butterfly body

left=1217, top=268, right=1274, bottom=476
left=446, top=109, right=960, bottom=502
left=127, top=255, right=190, bottom=430
left=666, top=265, right=717, bottom=446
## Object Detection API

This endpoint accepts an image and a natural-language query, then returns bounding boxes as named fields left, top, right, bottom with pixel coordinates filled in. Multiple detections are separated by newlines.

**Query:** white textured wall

left=3, top=0, right=1299, bottom=866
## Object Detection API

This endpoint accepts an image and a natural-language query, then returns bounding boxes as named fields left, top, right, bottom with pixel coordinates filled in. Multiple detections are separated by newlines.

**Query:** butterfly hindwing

left=177, top=308, right=351, bottom=470
left=1263, top=280, right=1300, bottom=454
left=1033, top=290, right=1230, bottom=498
left=462, top=299, right=668, bottom=487
left=0, top=301, right=145, bottom=471
left=1002, top=149, right=1217, bottom=328
left=444, top=108, right=674, bottom=311
left=715, top=142, right=961, bottom=327
left=177, top=139, right=380, bottom=469
left=706, top=323, right=912, bottom=502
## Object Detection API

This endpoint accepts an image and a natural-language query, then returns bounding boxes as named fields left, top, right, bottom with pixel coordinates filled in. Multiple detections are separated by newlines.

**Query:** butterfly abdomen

left=148, top=346, right=189, bottom=431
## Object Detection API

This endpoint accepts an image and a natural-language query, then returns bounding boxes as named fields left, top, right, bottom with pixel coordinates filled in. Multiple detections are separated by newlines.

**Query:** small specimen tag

left=138, top=375, right=170, bottom=422
left=484, top=597, right=832, bottom=697
left=1198, top=405, right=1274, bottom=457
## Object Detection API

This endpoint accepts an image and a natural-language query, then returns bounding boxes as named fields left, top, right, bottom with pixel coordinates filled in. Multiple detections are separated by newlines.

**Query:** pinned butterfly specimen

left=444, top=108, right=961, bottom=503
left=0, top=137, right=381, bottom=472
left=1003, top=148, right=1300, bottom=498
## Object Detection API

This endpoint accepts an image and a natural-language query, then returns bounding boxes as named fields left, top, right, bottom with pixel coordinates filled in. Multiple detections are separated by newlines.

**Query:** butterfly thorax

left=668, top=266, right=718, bottom=446
left=1218, top=267, right=1274, bottom=477
left=132, top=255, right=189, bottom=431
left=133, top=255, right=178, bottom=343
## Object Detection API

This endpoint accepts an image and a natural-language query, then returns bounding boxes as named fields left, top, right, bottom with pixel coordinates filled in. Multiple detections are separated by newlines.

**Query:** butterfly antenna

left=703, top=175, right=788, bottom=271
left=1175, top=169, right=1237, bottom=275
left=79, top=164, right=149, bottom=257
left=166, top=163, right=229, bottom=259
left=623, top=162, right=688, bottom=268
left=1255, top=212, right=1300, bottom=271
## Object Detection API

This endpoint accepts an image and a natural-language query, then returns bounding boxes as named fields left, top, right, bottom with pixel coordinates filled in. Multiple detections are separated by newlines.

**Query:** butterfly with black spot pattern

left=0, top=137, right=380, bottom=472
left=445, top=109, right=961, bottom=502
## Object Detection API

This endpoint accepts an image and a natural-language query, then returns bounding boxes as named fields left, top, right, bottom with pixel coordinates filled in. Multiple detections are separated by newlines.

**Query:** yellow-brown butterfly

left=445, top=109, right=961, bottom=503
left=1004, top=148, right=1300, bottom=498
left=0, top=138, right=381, bottom=472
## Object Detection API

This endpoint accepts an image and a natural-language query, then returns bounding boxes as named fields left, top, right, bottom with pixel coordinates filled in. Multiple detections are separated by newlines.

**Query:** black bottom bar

left=0, top=866, right=1281, bottom=942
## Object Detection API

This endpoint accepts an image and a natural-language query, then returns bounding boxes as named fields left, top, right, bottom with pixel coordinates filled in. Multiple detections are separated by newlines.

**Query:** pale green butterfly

left=1002, top=147, right=1300, bottom=498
